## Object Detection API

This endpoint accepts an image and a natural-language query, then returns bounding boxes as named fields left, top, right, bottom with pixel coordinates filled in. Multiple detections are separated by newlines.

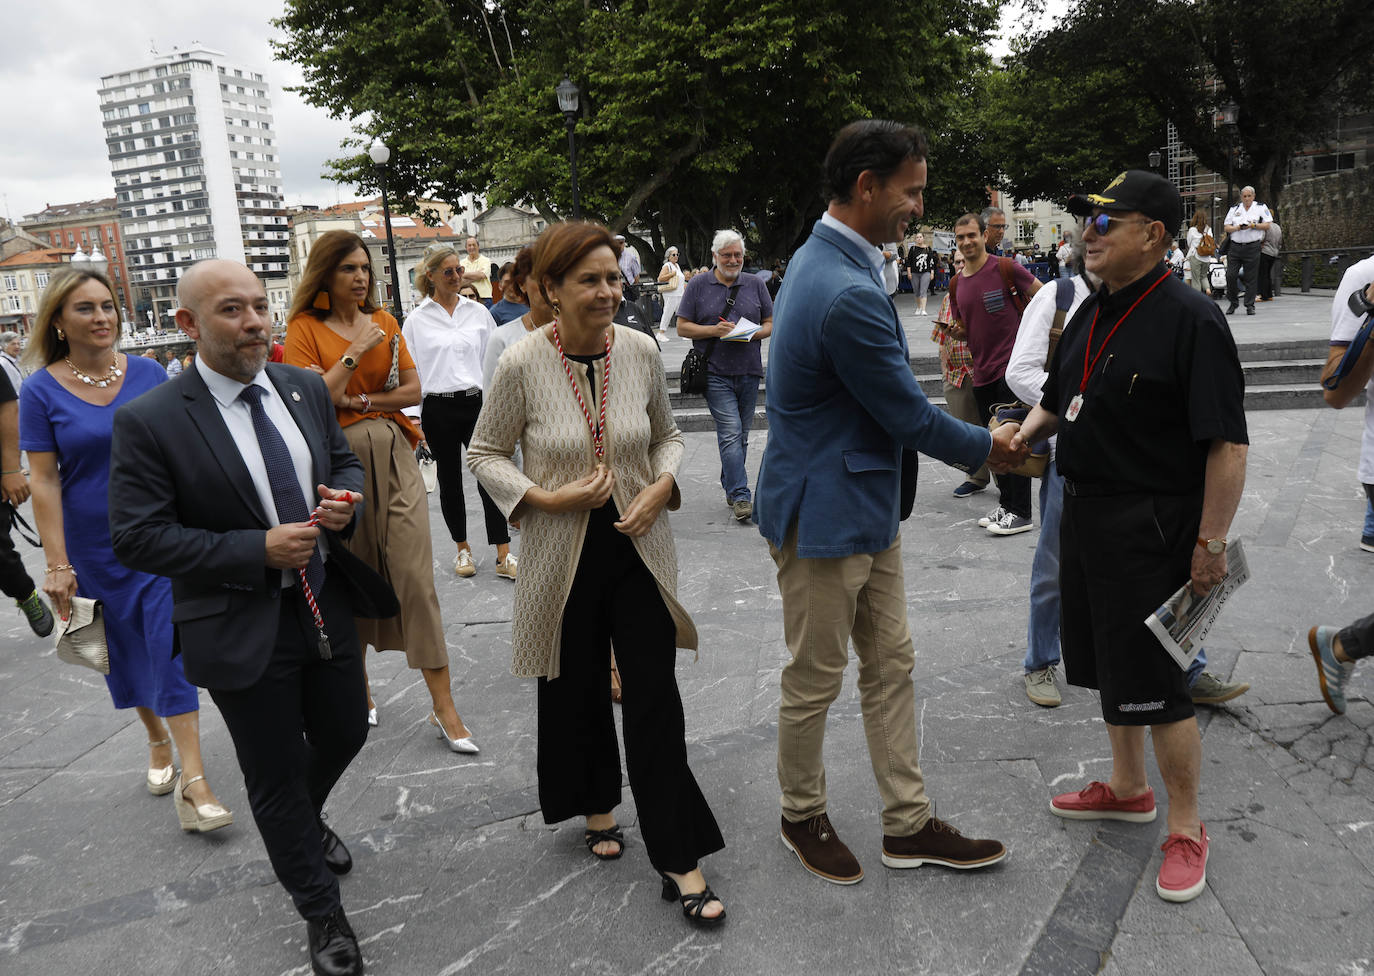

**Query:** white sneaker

left=454, top=548, right=476, bottom=577
left=978, top=506, right=1005, bottom=528
left=495, top=554, right=518, bottom=579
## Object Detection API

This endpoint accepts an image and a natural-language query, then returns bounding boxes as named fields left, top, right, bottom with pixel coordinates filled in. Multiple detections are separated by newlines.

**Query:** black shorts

left=1060, top=491, right=1200, bottom=726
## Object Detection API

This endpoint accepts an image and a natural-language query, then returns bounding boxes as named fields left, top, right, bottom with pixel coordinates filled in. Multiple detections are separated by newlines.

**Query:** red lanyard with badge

left=1066, top=270, right=1172, bottom=422
left=552, top=323, right=611, bottom=460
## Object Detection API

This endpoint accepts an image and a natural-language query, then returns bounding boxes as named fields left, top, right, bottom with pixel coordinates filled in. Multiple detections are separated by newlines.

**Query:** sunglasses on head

left=1084, top=213, right=1153, bottom=235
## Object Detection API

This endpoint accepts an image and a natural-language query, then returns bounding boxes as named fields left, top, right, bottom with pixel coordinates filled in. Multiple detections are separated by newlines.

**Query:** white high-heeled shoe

left=429, top=712, right=479, bottom=754
left=146, top=737, right=176, bottom=796
left=173, top=774, right=233, bottom=832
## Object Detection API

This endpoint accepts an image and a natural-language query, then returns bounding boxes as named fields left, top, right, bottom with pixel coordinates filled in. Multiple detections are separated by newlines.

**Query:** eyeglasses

left=423, top=243, right=458, bottom=257
left=1083, top=213, right=1153, bottom=235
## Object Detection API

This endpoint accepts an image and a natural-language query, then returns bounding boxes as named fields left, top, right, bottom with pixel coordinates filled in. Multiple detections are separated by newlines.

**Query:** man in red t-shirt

left=947, top=211, right=1042, bottom=535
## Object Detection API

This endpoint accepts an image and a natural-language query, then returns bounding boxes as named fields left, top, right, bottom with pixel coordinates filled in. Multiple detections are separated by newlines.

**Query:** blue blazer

left=755, top=218, right=991, bottom=557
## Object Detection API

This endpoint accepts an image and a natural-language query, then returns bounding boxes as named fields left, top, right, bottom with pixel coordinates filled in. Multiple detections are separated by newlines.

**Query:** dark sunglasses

left=1084, top=213, right=1152, bottom=235
left=439, top=267, right=463, bottom=278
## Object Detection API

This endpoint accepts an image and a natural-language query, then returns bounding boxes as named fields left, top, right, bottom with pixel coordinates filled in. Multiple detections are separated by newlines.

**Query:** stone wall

left=1282, top=167, right=1374, bottom=250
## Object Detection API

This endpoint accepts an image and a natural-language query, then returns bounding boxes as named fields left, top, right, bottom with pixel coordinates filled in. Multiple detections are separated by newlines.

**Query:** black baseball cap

left=1066, top=170, right=1181, bottom=230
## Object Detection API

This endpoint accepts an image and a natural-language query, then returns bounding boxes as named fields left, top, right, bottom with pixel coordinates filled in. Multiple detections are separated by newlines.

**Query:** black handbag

left=679, top=282, right=742, bottom=395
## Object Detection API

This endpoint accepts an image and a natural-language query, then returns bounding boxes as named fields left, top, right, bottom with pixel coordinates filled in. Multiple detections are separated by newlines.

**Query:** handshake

left=987, top=422, right=1033, bottom=474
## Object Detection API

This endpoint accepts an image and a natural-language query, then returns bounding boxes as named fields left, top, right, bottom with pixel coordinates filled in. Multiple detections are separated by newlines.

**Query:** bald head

left=175, top=260, right=271, bottom=383
left=177, top=259, right=263, bottom=316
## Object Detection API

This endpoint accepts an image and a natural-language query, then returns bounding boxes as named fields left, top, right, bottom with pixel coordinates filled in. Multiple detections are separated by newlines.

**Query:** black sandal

left=659, top=872, right=726, bottom=928
left=584, top=825, right=624, bottom=860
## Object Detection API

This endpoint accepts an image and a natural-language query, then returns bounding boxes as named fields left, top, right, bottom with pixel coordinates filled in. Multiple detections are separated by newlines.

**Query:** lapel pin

left=291, top=391, right=301, bottom=402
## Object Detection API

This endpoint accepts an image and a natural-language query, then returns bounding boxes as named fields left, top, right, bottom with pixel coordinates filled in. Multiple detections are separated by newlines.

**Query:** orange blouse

left=284, top=309, right=422, bottom=448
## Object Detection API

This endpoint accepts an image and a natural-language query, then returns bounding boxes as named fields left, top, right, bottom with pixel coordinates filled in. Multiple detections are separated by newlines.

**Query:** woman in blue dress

left=21, top=269, right=231, bottom=833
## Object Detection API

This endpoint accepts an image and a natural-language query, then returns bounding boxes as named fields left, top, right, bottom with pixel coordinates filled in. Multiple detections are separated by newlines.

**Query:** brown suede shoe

left=780, top=813, right=863, bottom=885
left=881, top=815, right=1007, bottom=870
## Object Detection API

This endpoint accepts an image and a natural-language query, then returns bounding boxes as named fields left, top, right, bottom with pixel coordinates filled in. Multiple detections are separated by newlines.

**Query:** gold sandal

left=173, top=774, right=233, bottom=832
left=146, top=737, right=176, bottom=796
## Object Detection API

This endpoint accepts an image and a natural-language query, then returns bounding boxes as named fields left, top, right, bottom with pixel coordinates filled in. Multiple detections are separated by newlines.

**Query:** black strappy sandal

left=659, top=872, right=726, bottom=928
left=584, top=825, right=624, bottom=860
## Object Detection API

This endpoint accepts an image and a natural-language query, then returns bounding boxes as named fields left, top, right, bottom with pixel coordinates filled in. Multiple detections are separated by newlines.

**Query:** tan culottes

left=342, top=417, right=448, bottom=670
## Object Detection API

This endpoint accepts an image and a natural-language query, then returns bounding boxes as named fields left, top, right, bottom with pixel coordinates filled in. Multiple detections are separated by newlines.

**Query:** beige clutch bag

left=54, top=597, right=110, bottom=674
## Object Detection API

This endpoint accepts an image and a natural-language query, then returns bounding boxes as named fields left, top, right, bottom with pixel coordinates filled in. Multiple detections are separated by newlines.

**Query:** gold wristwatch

left=1196, top=536, right=1226, bottom=554
left=340, top=354, right=359, bottom=370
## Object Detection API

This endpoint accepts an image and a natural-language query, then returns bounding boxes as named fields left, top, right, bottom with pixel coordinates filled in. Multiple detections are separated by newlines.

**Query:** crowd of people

left=0, top=117, right=1368, bottom=975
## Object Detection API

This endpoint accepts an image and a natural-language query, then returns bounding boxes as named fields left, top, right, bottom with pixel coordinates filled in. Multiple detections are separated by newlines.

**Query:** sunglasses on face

left=1084, top=213, right=1152, bottom=235
left=439, top=267, right=462, bottom=278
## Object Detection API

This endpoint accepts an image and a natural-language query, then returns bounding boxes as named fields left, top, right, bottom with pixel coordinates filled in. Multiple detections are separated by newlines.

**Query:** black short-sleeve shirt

left=0, top=369, right=14, bottom=406
left=1041, top=262, right=1248, bottom=494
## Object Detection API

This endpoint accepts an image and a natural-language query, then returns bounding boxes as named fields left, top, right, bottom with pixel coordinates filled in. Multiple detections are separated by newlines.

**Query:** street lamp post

left=1218, top=101, right=1239, bottom=219
left=369, top=138, right=405, bottom=322
left=556, top=76, right=582, bottom=219
left=1148, top=148, right=1162, bottom=170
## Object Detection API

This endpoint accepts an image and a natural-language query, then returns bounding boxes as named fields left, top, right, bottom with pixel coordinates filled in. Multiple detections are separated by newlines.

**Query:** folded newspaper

left=1144, top=539, right=1250, bottom=670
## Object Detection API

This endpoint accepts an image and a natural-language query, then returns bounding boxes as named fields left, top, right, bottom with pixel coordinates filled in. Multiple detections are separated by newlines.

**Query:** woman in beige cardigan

left=469, top=222, right=725, bottom=928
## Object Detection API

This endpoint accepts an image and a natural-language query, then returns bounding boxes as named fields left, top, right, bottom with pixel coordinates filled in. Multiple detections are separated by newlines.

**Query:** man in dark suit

left=110, top=260, right=371, bottom=976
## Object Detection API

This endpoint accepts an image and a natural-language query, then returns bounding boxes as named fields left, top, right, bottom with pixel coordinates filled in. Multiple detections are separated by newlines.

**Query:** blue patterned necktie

left=238, top=384, right=325, bottom=598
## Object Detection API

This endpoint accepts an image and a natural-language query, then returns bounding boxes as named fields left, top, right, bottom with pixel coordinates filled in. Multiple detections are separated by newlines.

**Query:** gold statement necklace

left=65, top=355, right=123, bottom=388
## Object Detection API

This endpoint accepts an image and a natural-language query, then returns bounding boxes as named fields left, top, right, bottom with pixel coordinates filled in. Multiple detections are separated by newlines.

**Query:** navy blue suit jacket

left=755, top=218, right=991, bottom=557
left=109, top=362, right=367, bottom=690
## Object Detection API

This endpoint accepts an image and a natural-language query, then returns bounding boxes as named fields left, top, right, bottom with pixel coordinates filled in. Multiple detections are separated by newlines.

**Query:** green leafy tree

left=273, top=0, right=1000, bottom=263
left=996, top=0, right=1374, bottom=214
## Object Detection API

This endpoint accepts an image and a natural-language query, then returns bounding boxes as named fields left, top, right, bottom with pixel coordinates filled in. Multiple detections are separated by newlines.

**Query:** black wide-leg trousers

left=536, top=503, right=724, bottom=874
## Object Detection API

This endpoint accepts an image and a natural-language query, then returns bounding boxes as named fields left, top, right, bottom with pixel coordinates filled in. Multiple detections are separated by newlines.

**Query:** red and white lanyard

left=551, top=322, right=611, bottom=461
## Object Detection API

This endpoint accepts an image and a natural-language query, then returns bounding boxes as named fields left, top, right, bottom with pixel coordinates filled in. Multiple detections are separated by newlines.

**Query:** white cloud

left=0, top=0, right=366, bottom=220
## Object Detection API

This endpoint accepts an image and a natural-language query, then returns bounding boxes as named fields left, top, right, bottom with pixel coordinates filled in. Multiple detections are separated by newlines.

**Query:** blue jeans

left=1028, top=463, right=1209, bottom=682
left=1025, top=464, right=1063, bottom=672
left=705, top=373, right=759, bottom=502
left=1363, top=492, right=1374, bottom=539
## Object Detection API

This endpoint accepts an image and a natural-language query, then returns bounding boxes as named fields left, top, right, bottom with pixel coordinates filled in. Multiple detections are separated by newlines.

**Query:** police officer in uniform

left=1009, top=170, right=1249, bottom=904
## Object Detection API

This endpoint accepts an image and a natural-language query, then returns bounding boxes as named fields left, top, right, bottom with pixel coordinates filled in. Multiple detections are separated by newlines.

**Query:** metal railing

left=1278, top=247, right=1373, bottom=292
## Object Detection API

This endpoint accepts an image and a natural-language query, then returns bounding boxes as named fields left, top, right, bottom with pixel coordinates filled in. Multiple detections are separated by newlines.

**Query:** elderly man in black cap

left=1009, top=170, right=1249, bottom=904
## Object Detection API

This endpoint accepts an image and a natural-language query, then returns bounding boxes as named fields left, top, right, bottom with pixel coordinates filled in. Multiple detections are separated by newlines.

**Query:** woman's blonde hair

left=415, top=243, right=460, bottom=299
left=286, top=230, right=379, bottom=323
left=24, top=269, right=122, bottom=369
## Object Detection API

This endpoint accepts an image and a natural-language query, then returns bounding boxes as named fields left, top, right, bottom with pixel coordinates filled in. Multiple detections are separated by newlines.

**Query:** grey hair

left=980, top=206, right=1005, bottom=221
left=711, top=229, right=744, bottom=255
left=0, top=331, right=19, bottom=346
left=1241, top=185, right=1256, bottom=195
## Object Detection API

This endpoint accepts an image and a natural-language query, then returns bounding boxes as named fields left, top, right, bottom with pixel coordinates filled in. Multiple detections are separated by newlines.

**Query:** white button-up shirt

left=1225, top=201, right=1272, bottom=245
left=195, top=357, right=321, bottom=584
left=402, top=295, right=496, bottom=394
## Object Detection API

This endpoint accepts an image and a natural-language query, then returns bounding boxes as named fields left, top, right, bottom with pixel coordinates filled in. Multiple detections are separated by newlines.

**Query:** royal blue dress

left=20, top=356, right=199, bottom=715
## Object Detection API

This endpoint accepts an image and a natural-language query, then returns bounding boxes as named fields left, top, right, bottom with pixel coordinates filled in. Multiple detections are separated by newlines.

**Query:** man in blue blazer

left=109, top=260, right=377, bottom=976
left=756, top=120, right=1021, bottom=885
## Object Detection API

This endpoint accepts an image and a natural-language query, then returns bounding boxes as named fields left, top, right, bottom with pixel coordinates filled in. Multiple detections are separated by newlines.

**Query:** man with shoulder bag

left=676, top=230, right=774, bottom=522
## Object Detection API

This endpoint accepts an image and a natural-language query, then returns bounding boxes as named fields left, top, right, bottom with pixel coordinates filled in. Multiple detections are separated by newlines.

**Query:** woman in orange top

left=285, top=230, right=478, bottom=754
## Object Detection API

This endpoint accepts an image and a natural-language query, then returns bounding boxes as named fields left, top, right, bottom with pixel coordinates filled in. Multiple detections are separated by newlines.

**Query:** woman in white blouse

left=402, top=244, right=516, bottom=581
left=654, top=246, right=685, bottom=340
left=469, top=222, right=725, bottom=928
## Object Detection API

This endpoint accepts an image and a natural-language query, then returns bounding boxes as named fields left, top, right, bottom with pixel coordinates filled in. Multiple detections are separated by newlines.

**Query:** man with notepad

left=676, top=229, right=774, bottom=522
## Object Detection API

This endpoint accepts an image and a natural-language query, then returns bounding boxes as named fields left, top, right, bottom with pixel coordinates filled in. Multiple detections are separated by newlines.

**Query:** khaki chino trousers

left=770, top=526, right=932, bottom=835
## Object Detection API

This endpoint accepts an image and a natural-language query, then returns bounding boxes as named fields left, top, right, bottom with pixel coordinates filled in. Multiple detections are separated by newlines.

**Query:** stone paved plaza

left=2, top=291, right=1372, bottom=975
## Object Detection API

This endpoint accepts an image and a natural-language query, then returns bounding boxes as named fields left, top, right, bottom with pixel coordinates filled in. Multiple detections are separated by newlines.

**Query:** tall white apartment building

left=98, top=46, right=289, bottom=324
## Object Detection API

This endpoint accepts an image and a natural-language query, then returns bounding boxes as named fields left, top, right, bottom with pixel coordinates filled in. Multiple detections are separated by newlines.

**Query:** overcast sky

left=2, top=1, right=1057, bottom=224
left=1, top=0, right=366, bottom=222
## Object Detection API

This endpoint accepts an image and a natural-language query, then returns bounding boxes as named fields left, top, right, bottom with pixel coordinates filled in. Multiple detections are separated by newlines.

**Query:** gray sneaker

left=1308, top=626, right=1355, bottom=714
left=987, top=511, right=1033, bottom=536
left=732, top=499, right=753, bottom=522
left=1025, top=666, right=1061, bottom=707
left=978, top=506, right=1005, bottom=528
left=1189, top=671, right=1250, bottom=705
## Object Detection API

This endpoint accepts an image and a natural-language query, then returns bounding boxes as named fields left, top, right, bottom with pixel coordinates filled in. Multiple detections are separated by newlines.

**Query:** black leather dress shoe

left=321, top=819, right=352, bottom=876
left=307, top=907, right=363, bottom=976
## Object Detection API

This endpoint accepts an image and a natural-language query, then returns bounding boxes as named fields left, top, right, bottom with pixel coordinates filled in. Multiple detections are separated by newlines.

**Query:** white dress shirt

left=1005, top=275, right=1093, bottom=455
left=402, top=295, right=496, bottom=394
left=195, top=357, right=320, bottom=583
left=1224, top=202, right=1272, bottom=245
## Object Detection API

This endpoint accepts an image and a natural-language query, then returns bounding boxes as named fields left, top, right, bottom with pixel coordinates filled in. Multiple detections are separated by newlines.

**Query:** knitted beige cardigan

left=468, top=325, right=696, bottom=678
